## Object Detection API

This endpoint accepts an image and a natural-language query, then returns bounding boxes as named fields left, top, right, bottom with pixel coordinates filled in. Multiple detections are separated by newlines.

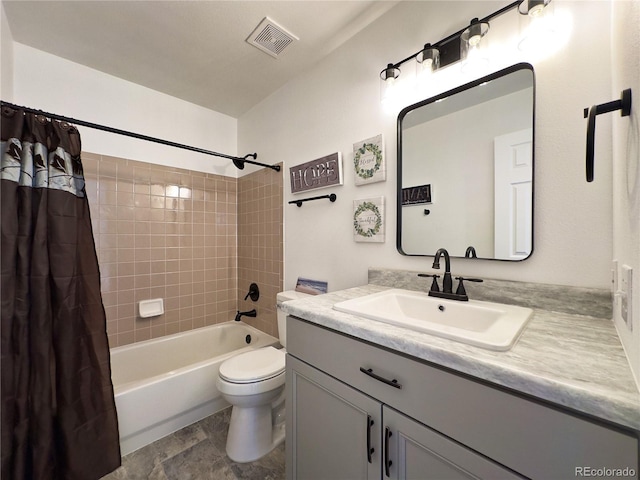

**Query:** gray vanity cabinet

left=382, top=406, right=520, bottom=479
left=287, top=355, right=518, bottom=480
left=286, top=355, right=381, bottom=480
left=285, top=316, right=639, bottom=480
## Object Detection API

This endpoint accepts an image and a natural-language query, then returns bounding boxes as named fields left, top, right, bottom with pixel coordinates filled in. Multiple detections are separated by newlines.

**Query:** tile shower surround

left=237, top=166, right=284, bottom=338
left=82, top=153, right=284, bottom=347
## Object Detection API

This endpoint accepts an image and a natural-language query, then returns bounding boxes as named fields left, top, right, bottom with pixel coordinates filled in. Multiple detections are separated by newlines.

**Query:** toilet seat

left=219, top=346, right=285, bottom=384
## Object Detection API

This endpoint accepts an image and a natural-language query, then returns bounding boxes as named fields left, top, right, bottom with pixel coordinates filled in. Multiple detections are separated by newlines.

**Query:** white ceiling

left=3, top=0, right=398, bottom=118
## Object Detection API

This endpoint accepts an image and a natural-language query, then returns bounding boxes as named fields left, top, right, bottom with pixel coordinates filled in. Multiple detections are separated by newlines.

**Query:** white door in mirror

left=494, top=128, right=533, bottom=260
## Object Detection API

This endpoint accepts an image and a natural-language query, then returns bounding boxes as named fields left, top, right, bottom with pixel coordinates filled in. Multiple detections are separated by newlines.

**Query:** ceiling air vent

left=246, top=17, right=298, bottom=58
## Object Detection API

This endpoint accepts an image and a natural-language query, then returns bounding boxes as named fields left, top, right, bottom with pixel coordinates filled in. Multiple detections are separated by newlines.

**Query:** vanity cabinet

left=287, top=355, right=518, bottom=480
left=286, top=355, right=380, bottom=480
left=285, top=316, right=639, bottom=480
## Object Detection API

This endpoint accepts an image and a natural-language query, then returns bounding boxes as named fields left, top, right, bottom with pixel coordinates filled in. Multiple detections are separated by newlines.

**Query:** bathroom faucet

left=418, top=248, right=483, bottom=301
left=432, top=248, right=453, bottom=294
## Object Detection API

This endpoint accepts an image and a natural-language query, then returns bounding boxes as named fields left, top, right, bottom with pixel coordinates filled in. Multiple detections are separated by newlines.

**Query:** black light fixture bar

left=383, top=1, right=521, bottom=72
left=0, top=100, right=281, bottom=172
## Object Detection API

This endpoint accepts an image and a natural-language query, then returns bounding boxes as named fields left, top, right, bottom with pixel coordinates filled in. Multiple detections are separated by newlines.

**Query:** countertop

left=281, top=284, right=640, bottom=432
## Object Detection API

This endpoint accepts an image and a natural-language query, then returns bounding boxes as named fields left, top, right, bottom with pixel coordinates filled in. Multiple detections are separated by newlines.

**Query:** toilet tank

left=276, top=290, right=310, bottom=348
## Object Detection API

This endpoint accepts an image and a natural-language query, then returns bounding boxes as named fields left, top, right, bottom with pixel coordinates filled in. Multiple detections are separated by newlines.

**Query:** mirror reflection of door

left=494, top=129, right=533, bottom=260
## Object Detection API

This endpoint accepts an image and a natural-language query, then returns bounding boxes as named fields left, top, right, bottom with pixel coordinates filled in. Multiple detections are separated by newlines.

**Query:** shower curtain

left=0, top=106, right=120, bottom=479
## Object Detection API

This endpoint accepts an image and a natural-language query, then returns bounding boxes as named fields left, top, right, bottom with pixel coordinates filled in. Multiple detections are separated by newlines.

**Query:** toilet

left=216, top=290, right=309, bottom=463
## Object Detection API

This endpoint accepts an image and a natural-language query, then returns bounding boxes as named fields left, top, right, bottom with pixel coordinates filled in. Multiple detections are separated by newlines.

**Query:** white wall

left=12, top=44, right=238, bottom=177
left=239, top=0, right=614, bottom=291
left=611, top=0, right=640, bottom=384
left=1, top=2, right=14, bottom=101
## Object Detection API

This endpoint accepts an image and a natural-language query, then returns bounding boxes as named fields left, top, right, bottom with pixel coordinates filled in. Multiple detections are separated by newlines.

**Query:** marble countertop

left=281, top=284, right=640, bottom=431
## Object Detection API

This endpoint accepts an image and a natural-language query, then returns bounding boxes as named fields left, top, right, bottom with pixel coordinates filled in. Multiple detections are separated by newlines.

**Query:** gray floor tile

left=229, top=444, right=285, bottom=480
left=101, top=407, right=285, bottom=480
left=162, top=439, right=223, bottom=480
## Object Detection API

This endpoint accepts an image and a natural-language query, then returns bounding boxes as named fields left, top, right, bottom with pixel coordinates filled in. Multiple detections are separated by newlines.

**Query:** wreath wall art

left=353, top=134, right=385, bottom=185
left=353, top=197, right=385, bottom=243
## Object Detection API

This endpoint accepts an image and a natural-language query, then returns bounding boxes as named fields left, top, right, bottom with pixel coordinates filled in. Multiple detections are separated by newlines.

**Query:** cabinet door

left=383, top=406, right=523, bottom=480
left=287, top=355, right=381, bottom=480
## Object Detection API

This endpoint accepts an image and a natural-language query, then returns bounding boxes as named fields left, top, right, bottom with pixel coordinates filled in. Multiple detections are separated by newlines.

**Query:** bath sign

left=290, top=152, right=343, bottom=194
left=402, top=184, right=432, bottom=205
left=353, top=134, right=385, bottom=185
left=353, top=196, right=385, bottom=243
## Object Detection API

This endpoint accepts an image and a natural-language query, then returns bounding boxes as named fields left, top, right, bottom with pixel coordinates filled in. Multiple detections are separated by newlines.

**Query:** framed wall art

left=353, top=196, right=385, bottom=243
left=289, top=152, right=343, bottom=194
left=353, top=134, right=385, bottom=186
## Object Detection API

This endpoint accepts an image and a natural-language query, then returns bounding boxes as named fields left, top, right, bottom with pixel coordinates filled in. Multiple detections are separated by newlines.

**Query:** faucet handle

left=244, top=282, right=260, bottom=302
left=418, top=273, right=440, bottom=292
left=454, top=277, right=483, bottom=296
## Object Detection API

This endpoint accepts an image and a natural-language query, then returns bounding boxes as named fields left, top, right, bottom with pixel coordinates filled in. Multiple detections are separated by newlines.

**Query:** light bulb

left=529, top=3, right=545, bottom=17
left=469, top=34, right=482, bottom=47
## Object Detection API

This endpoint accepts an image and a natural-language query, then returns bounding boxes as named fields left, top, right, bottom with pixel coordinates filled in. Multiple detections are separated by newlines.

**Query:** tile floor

left=101, top=408, right=285, bottom=480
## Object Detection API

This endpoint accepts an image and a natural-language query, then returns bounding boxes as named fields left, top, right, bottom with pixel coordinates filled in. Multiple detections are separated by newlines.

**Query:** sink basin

left=333, top=289, right=533, bottom=351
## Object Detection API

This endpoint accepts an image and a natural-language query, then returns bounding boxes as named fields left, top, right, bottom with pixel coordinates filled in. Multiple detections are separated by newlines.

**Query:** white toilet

left=216, top=290, right=308, bottom=463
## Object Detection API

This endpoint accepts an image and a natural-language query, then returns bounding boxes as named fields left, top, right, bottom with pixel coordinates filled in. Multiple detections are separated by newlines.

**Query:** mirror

left=397, top=63, right=534, bottom=261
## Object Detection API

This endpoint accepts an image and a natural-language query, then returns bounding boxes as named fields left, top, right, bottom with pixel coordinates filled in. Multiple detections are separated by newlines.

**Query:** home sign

left=290, top=152, right=343, bottom=194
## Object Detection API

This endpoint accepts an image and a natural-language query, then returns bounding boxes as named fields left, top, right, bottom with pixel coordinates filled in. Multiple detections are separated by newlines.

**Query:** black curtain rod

left=0, top=100, right=281, bottom=172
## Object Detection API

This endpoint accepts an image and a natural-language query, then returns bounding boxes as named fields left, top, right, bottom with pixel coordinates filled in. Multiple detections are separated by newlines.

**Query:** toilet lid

left=219, top=347, right=285, bottom=384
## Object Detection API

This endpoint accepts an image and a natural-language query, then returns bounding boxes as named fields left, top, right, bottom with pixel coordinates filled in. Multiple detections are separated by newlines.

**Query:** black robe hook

left=584, top=89, right=632, bottom=182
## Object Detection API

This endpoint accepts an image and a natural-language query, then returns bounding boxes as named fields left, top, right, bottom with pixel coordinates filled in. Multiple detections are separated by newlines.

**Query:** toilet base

left=225, top=403, right=285, bottom=463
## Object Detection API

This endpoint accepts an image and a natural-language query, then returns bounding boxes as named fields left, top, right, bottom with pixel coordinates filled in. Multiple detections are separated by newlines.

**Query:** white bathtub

left=110, top=321, right=279, bottom=455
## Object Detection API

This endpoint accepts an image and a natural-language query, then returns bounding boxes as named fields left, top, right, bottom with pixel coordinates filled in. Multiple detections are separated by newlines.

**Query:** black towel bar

left=288, top=193, right=337, bottom=207
left=584, top=88, right=632, bottom=182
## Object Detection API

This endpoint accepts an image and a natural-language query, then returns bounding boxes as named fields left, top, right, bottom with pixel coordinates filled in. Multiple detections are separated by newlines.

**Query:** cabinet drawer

left=287, top=316, right=639, bottom=479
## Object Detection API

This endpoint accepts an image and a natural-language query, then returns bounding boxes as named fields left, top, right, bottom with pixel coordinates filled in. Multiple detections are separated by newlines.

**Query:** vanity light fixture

left=461, top=18, right=490, bottom=48
left=517, top=0, right=558, bottom=53
left=518, top=0, right=551, bottom=17
left=416, top=44, right=440, bottom=78
left=460, top=18, right=491, bottom=73
left=379, top=63, right=401, bottom=103
left=379, top=0, right=552, bottom=102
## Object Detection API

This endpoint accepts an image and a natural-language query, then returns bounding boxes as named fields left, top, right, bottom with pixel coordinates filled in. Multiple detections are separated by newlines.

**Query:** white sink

left=333, top=289, right=533, bottom=351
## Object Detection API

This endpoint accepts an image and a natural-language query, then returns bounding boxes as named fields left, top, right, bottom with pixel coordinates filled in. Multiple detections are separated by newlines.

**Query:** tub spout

left=235, top=309, right=257, bottom=321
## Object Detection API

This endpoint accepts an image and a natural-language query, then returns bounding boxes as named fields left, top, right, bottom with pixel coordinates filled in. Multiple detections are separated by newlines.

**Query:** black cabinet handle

left=366, top=415, right=374, bottom=463
left=384, top=427, right=393, bottom=477
left=360, top=367, right=402, bottom=389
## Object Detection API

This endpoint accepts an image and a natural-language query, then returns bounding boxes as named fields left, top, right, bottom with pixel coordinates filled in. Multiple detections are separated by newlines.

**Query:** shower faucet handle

left=244, top=283, right=260, bottom=302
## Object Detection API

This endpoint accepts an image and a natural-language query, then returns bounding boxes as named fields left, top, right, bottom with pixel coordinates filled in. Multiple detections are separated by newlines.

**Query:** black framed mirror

left=397, top=63, right=535, bottom=261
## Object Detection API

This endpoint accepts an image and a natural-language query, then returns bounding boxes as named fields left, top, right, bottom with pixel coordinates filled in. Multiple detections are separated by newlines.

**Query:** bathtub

left=110, top=321, right=279, bottom=455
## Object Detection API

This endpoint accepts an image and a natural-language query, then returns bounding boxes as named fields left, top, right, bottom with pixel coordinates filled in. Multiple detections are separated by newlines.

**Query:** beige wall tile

left=86, top=152, right=282, bottom=348
left=237, top=164, right=284, bottom=338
